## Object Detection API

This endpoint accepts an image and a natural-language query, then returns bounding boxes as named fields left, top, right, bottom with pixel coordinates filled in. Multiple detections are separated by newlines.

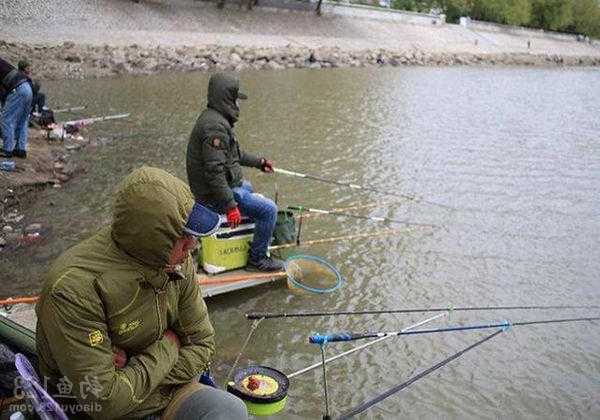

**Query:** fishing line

left=226, top=317, right=265, bottom=382
left=247, top=305, right=600, bottom=320
left=274, top=168, right=455, bottom=210
left=338, top=329, right=505, bottom=419
left=268, top=227, right=417, bottom=251
left=287, top=205, right=439, bottom=229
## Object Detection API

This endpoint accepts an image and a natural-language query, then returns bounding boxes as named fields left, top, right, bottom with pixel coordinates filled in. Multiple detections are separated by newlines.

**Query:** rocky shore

left=2, top=41, right=599, bottom=80
left=0, top=128, right=96, bottom=253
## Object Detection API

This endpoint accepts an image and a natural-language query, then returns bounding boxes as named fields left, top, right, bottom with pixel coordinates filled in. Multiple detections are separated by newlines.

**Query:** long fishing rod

left=274, top=167, right=454, bottom=210
left=246, top=304, right=600, bottom=320
left=308, top=316, right=600, bottom=344
left=288, top=313, right=447, bottom=379
left=338, top=329, right=504, bottom=419
left=268, top=227, right=416, bottom=251
left=287, top=205, right=439, bottom=229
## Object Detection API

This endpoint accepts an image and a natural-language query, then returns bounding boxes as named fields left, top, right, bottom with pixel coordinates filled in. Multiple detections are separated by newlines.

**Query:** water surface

left=3, top=67, right=600, bottom=419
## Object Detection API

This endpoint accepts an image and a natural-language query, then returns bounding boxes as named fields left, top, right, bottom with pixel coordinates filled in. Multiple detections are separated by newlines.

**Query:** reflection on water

left=3, top=67, right=600, bottom=418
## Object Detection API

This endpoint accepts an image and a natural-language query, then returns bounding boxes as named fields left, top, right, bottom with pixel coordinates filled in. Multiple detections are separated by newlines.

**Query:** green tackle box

left=198, top=219, right=255, bottom=274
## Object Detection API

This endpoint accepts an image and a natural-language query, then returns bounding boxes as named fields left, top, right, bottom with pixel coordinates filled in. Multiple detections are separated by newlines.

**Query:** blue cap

left=184, top=202, right=222, bottom=237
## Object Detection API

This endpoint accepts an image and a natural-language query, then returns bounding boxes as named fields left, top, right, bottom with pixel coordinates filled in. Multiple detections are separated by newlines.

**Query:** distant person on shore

left=36, top=166, right=248, bottom=419
left=18, top=59, right=47, bottom=115
left=0, top=57, right=32, bottom=159
left=186, top=73, right=283, bottom=272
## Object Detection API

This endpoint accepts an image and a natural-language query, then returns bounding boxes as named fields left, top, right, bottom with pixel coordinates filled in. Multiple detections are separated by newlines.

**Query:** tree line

left=391, top=0, right=600, bottom=37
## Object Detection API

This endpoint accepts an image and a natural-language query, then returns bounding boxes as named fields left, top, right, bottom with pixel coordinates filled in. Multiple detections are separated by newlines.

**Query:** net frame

left=284, top=255, right=343, bottom=294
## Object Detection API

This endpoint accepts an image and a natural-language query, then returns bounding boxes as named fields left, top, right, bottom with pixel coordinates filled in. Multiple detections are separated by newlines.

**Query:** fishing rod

left=287, top=205, right=439, bottom=229
left=287, top=313, right=447, bottom=379
left=297, top=201, right=396, bottom=219
left=274, top=167, right=454, bottom=210
left=308, top=316, right=600, bottom=344
left=62, top=113, right=130, bottom=127
left=246, top=304, right=600, bottom=320
left=338, top=329, right=504, bottom=419
left=268, top=227, right=417, bottom=251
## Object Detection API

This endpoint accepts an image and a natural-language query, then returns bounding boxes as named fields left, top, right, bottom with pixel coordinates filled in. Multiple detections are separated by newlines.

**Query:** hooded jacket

left=186, top=73, right=262, bottom=210
left=36, top=167, right=215, bottom=419
left=0, top=57, right=29, bottom=93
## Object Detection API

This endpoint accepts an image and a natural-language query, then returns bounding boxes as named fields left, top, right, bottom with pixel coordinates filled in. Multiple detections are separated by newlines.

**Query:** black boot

left=13, top=149, right=27, bottom=159
left=247, top=255, right=284, bottom=272
left=0, top=149, right=13, bottom=158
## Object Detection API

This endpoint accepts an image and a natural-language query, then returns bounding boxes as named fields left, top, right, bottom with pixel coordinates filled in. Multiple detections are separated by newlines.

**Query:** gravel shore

left=1, top=0, right=599, bottom=79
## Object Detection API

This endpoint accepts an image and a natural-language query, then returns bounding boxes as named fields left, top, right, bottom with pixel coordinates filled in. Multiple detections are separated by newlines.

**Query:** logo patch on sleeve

left=118, top=320, right=142, bottom=335
left=88, top=330, right=104, bottom=347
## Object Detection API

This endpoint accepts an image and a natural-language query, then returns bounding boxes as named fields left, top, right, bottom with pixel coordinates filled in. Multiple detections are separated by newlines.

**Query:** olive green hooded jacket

left=186, top=73, right=262, bottom=210
left=36, top=167, right=215, bottom=419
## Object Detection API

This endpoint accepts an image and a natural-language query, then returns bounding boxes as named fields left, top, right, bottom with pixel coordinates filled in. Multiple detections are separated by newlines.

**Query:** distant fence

left=322, top=1, right=445, bottom=25
left=461, top=17, right=580, bottom=43
left=255, top=0, right=445, bottom=25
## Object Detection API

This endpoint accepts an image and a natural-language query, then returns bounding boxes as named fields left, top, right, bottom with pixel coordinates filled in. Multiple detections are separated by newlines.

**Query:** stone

left=234, top=62, right=249, bottom=72
left=309, top=62, right=322, bottom=69
left=2, top=225, right=12, bottom=234
left=230, top=53, right=242, bottom=63
left=4, top=213, right=24, bottom=224
left=266, top=61, right=284, bottom=70
left=0, top=236, right=5, bottom=247
left=65, top=54, right=82, bottom=63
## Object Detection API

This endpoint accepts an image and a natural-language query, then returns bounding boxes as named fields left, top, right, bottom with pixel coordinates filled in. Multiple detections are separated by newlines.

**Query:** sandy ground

left=1, top=0, right=599, bottom=57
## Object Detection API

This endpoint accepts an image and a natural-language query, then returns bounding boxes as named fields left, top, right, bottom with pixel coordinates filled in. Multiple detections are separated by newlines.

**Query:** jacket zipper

left=155, top=288, right=166, bottom=341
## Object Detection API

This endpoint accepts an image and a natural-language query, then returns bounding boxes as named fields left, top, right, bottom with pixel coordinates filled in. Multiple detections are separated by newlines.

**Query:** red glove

left=227, top=207, right=242, bottom=228
left=260, top=158, right=274, bottom=173
left=112, top=346, right=128, bottom=369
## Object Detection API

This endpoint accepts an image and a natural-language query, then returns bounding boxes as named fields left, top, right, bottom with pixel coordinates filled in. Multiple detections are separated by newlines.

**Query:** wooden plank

left=198, top=269, right=286, bottom=297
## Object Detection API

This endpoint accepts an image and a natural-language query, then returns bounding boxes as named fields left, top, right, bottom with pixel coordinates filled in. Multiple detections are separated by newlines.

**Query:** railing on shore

left=250, top=0, right=445, bottom=25
left=461, top=17, right=597, bottom=45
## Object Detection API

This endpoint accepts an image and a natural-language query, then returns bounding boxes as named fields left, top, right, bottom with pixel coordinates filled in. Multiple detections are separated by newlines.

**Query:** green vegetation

left=389, top=0, right=600, bottom=37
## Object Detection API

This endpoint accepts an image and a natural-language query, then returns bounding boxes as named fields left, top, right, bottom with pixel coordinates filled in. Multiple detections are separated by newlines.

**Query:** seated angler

left=186, top=73, right=283, bottom=272
left=36, top=166, right=248, bottom=419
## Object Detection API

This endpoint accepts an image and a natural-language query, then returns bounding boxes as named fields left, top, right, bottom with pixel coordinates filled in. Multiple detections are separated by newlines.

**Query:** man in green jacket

left=36, top=166, right=247, bottom=419
left=186, top=73, right=283, bottom=272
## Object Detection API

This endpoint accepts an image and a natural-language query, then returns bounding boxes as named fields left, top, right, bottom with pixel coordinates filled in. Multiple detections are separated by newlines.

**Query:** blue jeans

left=233, top=181, right=277, bottom=260
left=208, top=181, right=277, bottom=260
left=1, top=82, right=33, bottom=152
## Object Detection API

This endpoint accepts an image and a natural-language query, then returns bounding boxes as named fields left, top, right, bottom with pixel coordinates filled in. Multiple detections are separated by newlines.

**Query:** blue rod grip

left=309, top=332, right=355, bottom=344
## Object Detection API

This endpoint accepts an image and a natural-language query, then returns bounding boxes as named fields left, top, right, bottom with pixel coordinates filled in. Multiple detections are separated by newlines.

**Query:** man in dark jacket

left=186, top=73, right=283, bottom=272
left=18, top=60, right=47, bottom=115
left=0, top=57, right=32, bottom=158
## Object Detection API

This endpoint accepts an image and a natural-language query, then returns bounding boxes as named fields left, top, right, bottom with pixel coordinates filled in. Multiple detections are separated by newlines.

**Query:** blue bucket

left=0, top=160, right=16, bottom=172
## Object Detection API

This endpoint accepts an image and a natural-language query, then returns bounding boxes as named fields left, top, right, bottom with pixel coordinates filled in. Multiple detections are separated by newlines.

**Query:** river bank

left=2, top=0, right=600, bottom=81
left=0, top=126, right=110, bottom=253
left=2, top=40, right=600, bottom=81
